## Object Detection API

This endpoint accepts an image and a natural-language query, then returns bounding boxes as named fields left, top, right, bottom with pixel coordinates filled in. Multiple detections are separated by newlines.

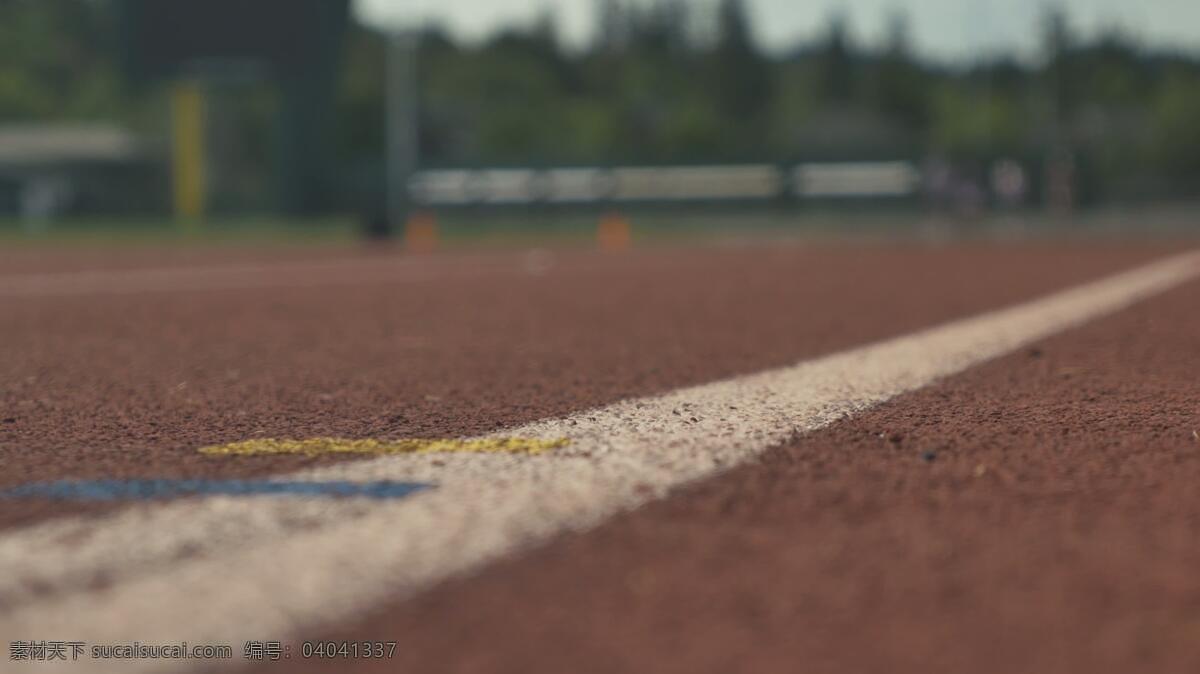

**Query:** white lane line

left=0, top=251, right=1196, bottom=673
left=0, top=254, right=528, bottom=297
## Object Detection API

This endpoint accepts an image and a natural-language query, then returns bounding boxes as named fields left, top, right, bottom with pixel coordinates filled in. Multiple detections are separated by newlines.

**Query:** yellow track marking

left=198, top=437, right=569, bottom=457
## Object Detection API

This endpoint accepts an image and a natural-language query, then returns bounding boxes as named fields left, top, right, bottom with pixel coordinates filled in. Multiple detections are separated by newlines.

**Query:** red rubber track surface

left=268, top=272, right=1200, bottom=674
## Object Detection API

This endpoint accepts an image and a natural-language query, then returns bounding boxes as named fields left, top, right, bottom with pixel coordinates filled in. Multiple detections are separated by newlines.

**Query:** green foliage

left=1149, top=68, right=1200, bottom=174
left=711, top=0, right=772, bottom=128
left=931, top=81, right=1023, bottom=157
left=0, top=0, right=125, bottom=121
left=4, top=0, right=1200, bottom=200
left=816, top=13, right=856, bottom=103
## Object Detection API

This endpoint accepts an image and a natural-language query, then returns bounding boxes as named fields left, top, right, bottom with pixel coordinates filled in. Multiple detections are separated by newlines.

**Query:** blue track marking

left=0, top=479, right=433, bottom=501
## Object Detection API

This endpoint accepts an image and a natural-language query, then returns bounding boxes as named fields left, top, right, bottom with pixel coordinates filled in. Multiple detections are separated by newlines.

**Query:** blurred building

left=0, top=124, right=164, bottom=221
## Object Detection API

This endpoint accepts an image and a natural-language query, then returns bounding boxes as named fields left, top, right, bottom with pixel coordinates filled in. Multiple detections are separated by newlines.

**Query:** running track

left=1, top=241, right=1198, bottom=673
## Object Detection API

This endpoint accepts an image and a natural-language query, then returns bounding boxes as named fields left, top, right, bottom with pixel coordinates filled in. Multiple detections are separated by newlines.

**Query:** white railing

left=409, top=162, right=922, bottom=206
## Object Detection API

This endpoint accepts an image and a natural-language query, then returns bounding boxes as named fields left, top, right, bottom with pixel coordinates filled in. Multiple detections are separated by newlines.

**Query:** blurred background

left=1, top=0, right=1198, bottom=243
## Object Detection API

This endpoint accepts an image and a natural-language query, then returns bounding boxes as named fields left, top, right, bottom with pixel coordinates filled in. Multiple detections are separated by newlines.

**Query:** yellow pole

left=171, top=81, right=206, bottom=223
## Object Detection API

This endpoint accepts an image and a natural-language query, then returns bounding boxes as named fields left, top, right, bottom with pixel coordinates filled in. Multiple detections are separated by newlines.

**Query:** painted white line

left=0, top=251, right=1196, bottom=673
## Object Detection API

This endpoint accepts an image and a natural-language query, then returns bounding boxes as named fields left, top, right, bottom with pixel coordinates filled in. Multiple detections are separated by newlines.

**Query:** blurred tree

left=931, top=77, right=1023, bottom=157
left=1149, top=67, right=1200, bottom=176
left=709, top=0, right=772, bottom=154
left=593, top=0, right=626, bottom=54
left=0, top=0, right=124, bottom=121
left=626, top=0, right=690, bottom=56
left=1075, top=31, right=1152, bottom=106
left=338, top=23, right=386, bottom=162
left=816, top=12, right=855, bottom=103
left=1041, top=7, right=1077, bottom=128
left=873, top=10, right=930, bottom=132
left=9, top=0, right=1198, bottom=204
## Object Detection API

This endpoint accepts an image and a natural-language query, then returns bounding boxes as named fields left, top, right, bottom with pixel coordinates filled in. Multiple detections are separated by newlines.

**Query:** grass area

left=2, top=204, right=1196, bottom=250
left=391, top=207, right=938, bottom=248
left=0, top=216, right=358, bottom=247
left=1, top=210, right=850, bottom=249
left=433, top=206, right=1200, bottom=247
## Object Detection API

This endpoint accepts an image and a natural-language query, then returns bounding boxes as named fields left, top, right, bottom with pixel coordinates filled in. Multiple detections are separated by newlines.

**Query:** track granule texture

left=267, top=279, right=1200, bottom=674
left=0, top=243, right=1173, bottom=531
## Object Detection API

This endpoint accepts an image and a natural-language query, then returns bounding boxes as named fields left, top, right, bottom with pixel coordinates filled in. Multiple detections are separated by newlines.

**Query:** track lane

left=1, top=244, right=1176, bottom=510
left=290, top=273, right=1200, bottom=674
left=0, top=250, right=1195, bottom=674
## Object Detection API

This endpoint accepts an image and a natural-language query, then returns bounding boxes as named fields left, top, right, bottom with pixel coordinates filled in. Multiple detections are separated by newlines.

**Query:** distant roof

left=0, top=124, right=144, bottom=167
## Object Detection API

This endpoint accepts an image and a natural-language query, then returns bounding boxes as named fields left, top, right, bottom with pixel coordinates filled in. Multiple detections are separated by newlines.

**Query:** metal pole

left=386, top=30, right=419, bottom=229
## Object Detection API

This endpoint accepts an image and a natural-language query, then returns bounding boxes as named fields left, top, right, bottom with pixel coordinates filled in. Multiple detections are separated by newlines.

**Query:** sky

left=356, top=0, right=1200, bottom=61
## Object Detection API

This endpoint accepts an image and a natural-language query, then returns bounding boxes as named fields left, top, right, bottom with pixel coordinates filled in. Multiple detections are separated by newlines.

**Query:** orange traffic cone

left=405, top=211, right=438, bottom=253
left=597, top=212, right=632, bottom=252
